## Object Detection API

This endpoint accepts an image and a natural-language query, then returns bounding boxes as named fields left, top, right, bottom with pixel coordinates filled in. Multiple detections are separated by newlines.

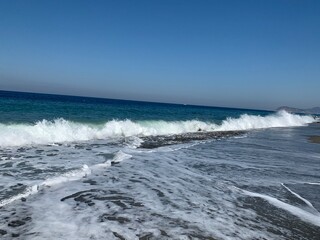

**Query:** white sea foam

left=0, top=150, right=133, bottom=207
left=91, top=151, right=132, bottom=170
left=42, top=165, right=91, bottom=187
left=112, top=151, right=132, bottom=163
left=281, top=183, right=318, bottom=213
left=304, top=182, right=320, bottom=186
left=0, top=185, right=39, bottom=208
left=0, top=165, right=91, bottom=207
left=216, top=110, right=314, bottom=131
left=0, top=111, right=314, bottom=147
left=125, top=136, right=144, bottom=148
left=239, top=188, right=320, bottom=227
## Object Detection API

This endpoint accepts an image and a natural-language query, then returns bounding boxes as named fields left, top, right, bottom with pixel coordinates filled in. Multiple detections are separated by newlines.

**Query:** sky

left=0, top=0, right=319, bottom=110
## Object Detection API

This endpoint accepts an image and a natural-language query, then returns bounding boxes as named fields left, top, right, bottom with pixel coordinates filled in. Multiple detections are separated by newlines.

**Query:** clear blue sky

left=0, top=0, right=319, bottom=110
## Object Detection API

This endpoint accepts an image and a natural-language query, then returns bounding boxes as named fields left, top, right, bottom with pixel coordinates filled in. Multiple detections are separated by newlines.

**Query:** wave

left=0, top=111, right=315, bottom=147
left=215, top=110, right=315, bottom=131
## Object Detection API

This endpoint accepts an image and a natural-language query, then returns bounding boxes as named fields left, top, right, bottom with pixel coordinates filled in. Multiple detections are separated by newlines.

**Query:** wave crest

left=0, top=111, right=314, bottom=147
left=216, top=110, right=314, bottom=131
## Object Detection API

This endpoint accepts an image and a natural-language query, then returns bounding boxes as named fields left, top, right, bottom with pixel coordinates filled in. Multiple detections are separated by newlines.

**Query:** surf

left=0, top=111, right=315, bottom=147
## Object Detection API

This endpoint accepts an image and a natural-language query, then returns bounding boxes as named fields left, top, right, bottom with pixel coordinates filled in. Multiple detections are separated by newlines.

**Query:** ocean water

left=0, top=90, right=319, bottom=239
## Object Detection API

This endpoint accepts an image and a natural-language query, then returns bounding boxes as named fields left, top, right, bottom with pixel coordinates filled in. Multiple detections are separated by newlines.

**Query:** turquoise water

left=0, top=90, right=319, bottom=240
left=0, top=90, right=270, bottom=124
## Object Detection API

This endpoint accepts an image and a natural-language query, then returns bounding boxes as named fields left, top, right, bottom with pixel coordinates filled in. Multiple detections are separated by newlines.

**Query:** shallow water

left=0, top=124, right=319, bottom=239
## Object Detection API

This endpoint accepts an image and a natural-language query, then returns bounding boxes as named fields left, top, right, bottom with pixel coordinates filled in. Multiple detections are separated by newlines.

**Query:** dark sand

left=309, top=136, right=320, bottom=144
left=140, top=130, right=245, bottom=148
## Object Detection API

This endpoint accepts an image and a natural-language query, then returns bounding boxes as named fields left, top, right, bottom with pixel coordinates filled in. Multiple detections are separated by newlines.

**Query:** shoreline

left=139, top=130, right=246, bottom=149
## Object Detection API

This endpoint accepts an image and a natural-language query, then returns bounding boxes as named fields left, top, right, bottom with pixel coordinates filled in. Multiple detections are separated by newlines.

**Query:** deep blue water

left=0, top=90, right=271, bottom=124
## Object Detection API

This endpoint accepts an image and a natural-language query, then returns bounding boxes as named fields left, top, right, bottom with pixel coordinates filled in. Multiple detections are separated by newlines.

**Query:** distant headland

left=277, top=106, right=320, bottom=114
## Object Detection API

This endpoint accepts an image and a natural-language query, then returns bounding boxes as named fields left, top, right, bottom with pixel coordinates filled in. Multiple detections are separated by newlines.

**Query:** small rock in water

left=11, top=233, right=20, bottom=238
left=8, top=220, right=26, bottom=227
left=113, top=232, right=125, bottom=240
left=139, top=233, right=153, bottom=240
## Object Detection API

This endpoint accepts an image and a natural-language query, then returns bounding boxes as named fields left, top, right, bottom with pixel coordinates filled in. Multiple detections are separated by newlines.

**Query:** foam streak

left=281, top=183, right=318, bottom=212
left=0, top=165, right=91, bottom=207
left=239, top=188, right=320, bottom=227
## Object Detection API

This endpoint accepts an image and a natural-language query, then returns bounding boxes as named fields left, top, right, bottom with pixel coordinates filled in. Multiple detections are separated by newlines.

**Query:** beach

left=0, top=91, right=319, bottom=239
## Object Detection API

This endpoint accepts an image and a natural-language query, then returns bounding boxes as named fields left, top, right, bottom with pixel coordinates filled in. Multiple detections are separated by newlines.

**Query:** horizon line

left=0, top=89, right=273, bottom=112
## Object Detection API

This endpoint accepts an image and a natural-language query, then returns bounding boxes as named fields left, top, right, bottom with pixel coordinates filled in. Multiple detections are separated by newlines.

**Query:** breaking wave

left=0, top=111, right=315, bottom=147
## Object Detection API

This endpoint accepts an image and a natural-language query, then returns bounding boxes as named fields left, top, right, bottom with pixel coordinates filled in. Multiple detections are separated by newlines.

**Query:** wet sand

left=309, top=136, right=320, bottom=144
left=140, top=130, right=246, bottom=148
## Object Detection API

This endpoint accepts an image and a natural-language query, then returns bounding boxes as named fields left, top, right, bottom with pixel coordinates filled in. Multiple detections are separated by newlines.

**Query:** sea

left=0, top=90, right=319, bottom=240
